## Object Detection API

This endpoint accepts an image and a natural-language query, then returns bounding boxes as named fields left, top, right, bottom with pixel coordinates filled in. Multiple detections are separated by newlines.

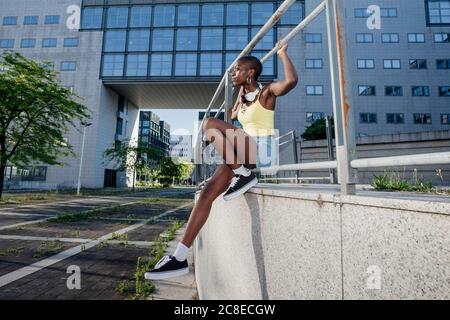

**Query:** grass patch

left=0, top=246, right=25, bottom=257
left=372, top=169, right=446, bottom=193
left=32, top=241, right=63, bottom=258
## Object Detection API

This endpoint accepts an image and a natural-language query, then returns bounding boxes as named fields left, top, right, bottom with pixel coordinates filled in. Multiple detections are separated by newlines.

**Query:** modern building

left=138, top=111, right=171, bottom=164
left=0, top=0, right=449, bottom=189
left=169, top=135, right=194, bottom=162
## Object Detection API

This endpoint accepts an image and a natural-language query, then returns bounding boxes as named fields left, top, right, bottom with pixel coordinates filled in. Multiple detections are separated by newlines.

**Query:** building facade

left=138, top=111, right=171, bottom=164
left=0, top=0, right=449, bottom=189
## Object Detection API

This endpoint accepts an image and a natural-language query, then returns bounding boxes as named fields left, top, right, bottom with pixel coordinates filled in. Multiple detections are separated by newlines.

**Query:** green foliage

left=158, top=157, right=194, bottom=183
left=0, top=51, right=89, bottom=197
left=372, top=169, right=434, bottom=192
left=301, top=118, right=334, bottom=141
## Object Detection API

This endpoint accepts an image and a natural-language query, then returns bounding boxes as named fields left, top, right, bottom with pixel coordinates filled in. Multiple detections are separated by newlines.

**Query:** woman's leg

left=181, top=164, right=234, bottom=247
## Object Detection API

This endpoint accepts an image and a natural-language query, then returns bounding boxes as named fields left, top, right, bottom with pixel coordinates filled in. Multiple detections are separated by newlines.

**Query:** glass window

left=226, top=28, right=248, bottom=50
left=251, top=28, right=274, bottom=50
left=408, top=33, right=425, bottom=43
left=177, top=4, right=199, bottom=26
left=176, top=29, right=198, bottom=51
left=383, top=59, right=401, bottom=69
left=226, top=3, right=248, bottom=25
left=281, top=2, right=304, bottom=24
left=357, top=59, right=375, bottom=69
left=201, top=28, right=223, bottom=50
left=305, top=34, right=322, bottom=43
left=358, top=85, right=376, bottom=96
left=126, top=54, right=148, bottom=77
left=386, top=113, right=404, bottom=124
left=356, top=33, right=373, bottom=43
left=305, top=59, right=323, bottom=69
left=225, top=52, right=241, bottom=70
left=200, top=53, right=222, bottom=76
left=382, top=33, right=399, bottom=43
left=354, top=8, right=370, bottom=18
left=3, top=16, right=18, bottom=25
left=381, top=8, right=397, bottom=17
left=385, top=86, right=403, bottom=96
left=150, top=54, right=172, bottom=76
left=152, top=29, right=174, bottom=51
left=427, top=1, right=450, bottom=24
left=360, top=113, right=377, bottom=124
left=409, top=59, right=427, bottom=69
left=102, top=54, right=125, bottom=77
left=412, top=86, right=430, bottom=96
left=251, top=2, right=273, bottom=25
left=104, top=31, right=126, bottom=52
left=107, top=7, right=128, bottom=28
left=130, top=6, right=151, bottom=28
left=175, top=54, right=197, bottom=76
left=45, top=15, right=60, bottom=25
left=441, top=114, right=450, bottom=124
left=63, top=37, right=79, bottom=47
left=439, top=86, right=450, bottom=96
left=0, top=39, right=14, bottom=48
left=24, top=16, right=38, bottom=25
left=42, top=38, right=57, bottom=48
left=82, top=7, right=103, bottom=29
left=434, top=33, right=450, bottom=42
left=306, top=112, right=324, bottom=123
left=437, top=59, right=450, bottom=69
left=202, top=4, right=224, bottom=26
left=306, top=85, right=323, bottom=95
left=21, top=38, right=36, bottom=48
left=154, top=5, right=175, bottom=27
left=60, top=61, right=77, bottom=71
left=128, top=30, right=150, bottom=52
left=414, top=113, right=432, bottom=124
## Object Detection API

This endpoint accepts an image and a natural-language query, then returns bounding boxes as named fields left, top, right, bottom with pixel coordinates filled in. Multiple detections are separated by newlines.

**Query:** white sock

left=232, top=165, right=251, bottom=177
left=173, top=242, right=189, bottom=262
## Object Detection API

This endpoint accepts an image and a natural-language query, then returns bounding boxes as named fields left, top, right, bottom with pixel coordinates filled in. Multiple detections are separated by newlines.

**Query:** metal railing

left=195, top=0, right=450, bottom=195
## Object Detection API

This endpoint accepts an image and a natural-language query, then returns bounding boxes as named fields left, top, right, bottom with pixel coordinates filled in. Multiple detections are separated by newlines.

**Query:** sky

left=148, top=109, right=201, bottom=136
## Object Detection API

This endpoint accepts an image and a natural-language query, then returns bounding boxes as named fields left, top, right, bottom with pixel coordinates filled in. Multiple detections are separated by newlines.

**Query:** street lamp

left=77, top=121, right=92, bottom=196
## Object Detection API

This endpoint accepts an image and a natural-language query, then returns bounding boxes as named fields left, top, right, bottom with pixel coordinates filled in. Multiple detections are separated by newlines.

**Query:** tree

left=301, top=117, right=335, bottom=141
left=0, top=51, right=89, bottom=199
left=103, top=139, right=159, bottom=191
left=159, top=157, right=194, bottom=185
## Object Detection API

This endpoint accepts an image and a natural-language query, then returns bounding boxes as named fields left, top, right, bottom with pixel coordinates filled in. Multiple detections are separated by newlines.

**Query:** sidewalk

left=149, top=226, right=198, bottom=300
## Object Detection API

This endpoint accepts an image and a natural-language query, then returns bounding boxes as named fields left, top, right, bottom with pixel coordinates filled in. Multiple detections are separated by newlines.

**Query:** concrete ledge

left=193, top=184, right=450, bottom=299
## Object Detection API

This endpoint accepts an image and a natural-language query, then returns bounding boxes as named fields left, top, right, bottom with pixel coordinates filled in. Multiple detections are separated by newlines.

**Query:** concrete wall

left=193, top=185, right=450, bottom=299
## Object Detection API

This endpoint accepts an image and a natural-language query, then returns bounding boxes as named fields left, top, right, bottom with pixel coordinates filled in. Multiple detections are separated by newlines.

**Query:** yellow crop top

left=237, top=86, right=275, bottom=137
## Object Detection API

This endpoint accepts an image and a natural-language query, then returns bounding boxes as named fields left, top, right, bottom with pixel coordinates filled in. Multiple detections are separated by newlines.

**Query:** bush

left=301, top=118, right=334, bottom=141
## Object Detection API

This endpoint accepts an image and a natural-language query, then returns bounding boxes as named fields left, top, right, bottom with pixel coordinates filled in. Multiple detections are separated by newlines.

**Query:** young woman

left=145, top=42, right=298, bottom=280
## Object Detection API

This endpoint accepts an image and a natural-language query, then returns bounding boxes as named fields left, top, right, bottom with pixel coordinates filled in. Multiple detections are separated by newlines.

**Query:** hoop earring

left=246, top=77, right=252, bottom=84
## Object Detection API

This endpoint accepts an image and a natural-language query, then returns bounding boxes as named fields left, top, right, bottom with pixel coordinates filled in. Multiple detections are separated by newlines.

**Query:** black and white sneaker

left=223, top=172, right=258, bottom=201
left=144, top=255, right=189, bottom=280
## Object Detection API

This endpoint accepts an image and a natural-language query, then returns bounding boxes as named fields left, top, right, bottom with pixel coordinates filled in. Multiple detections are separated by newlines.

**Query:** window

left=386, top=86, right=403, bottom=96
left=152, top=29, right=174, bottom=51
left=176, top=29, right=198, bottom=51
left=107, top=7, right=128, bottom=28
left=251, top=28, right=274, bottom=50
left=3, top=16, right=17, bottom=25
left=128, top=30, right=150, bottom=51
left=414, top=113, right=432, bottom=124
left=200, top=53, right=222, bottom=76
left=441, top=114, right=450, bottom=124
left=250, top=51, right=274, bottom=76
left=82, top=7, right=103, bottom=29
left=306, top=112, right=324, bottom=123
left=384, top=59, right=401, bottom=69
left=382, top=33, right=399, bottom=43
left=104, top=31, right=126, bottom=52
left=387, top=113, right=404, bottom=124
left=202, top=4, right=223, bottom=26
left=42, top=38, right=57, bottom=48
left=150, top=54, right=172, bottom=76
left=63, top=37, right=79, bottom=47
left=306, top=85, right=323, bottom=96
left=434, top=33, right=450, bottom=42
left=0, top=39, right=14, bottom=48
left=281, top=2, right=304, bottom=24
left=305, top=34, right=322, bottom=43
left=408, top=33, right=425, bottom=43
left=437, top=59, right=450, bottom=69
left=426, top=0, right=450, bottom=24
left=305, top=59, right=323, bottom=69
left=130, top=6, right=151, bottom=28
left=177, top=4, right=199, bottom=26
left=360, top=113, right=377, bottom=124
left=21, top=38, right=36, bottom=48
left=409, top=59, right=427, bottom=69
left=227, top=3, right=248, bottom=25
left=116, top=118, right=123, bottom=135
left=126, top=54, right=148, bottom=77
left=24, top=16, right=38, bottom=25
left=412, top=86, right=430, bottom=96
left=154, top=5, right=175, bottom=27
left=439, top=86, right=450, bottom=96
left=357, top=59, right=375, bottom=69
left=201, top=28, right=223, bottom=50
left=226, top=28, right=248, bottom=50
left=40, top=62, right=54, bottom=71
left=45, top=15, right=60, bottom=25
left=252, top=2, right=273, bottom=25
left=16, top=166, right=47, bottom=181
left=102, top=55, right=124, bottom=77
left=354, top=8, right=370, bottom=18
left=358, top=85, right=376, bottom=96
left=381, top=8, right=398, bottom=17
left=175, top=54, right=197, bottom=76
left=356, top=33, right=373, bottom=43
left=60, top=61, right=76, bottom=71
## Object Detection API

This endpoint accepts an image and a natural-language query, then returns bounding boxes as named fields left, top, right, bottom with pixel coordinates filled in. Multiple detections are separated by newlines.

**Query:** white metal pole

left=76, top=125, right=87, bottom=196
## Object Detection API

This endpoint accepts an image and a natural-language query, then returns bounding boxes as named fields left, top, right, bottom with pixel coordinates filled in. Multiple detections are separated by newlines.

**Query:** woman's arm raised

left=268, top=42, right=298, bottom=97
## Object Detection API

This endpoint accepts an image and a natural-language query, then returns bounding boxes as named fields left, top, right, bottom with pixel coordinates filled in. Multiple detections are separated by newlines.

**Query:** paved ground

left=0, top=187, right=197, bottom=300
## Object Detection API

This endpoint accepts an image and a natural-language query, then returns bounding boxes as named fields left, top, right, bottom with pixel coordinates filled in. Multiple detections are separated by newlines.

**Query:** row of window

left=305, top=85, right=450, bottom=97
left=356, top=58, right=450, bottom=70
left=354, top=7, right=398, bottom=18
left=306, top=112, right=450, bottom=125
left=356, top=32, right=450, bottom=43
left=0, top=37, right=79, bottom=49
left=2, top=15, right=59, bottom=26
left=38, top=61, right=77, bottom=71
left=81, top=2, right=304, bottom=30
